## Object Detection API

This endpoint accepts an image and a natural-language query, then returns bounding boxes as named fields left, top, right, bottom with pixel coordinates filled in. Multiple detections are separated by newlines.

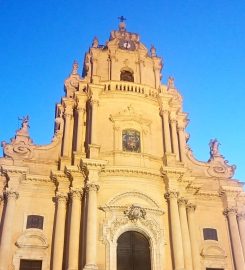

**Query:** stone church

left=0, top=20, right=244, bottom=270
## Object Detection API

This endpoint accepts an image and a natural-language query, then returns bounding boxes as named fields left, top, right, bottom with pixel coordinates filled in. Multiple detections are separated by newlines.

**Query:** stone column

left=52, top=192, right=68, bottom=270
left=178, top=198, right=193, bottom=270
left=186, top=204, right=200, bottom=270
left=84, top=183, right=99, bottom=270
left=0, top=189, right=19, bottom=270
left=178, top=126, right=186, bottom=162
left=0, top=195, right=3, bottom=225
left=91, top=99, right=99, bottom=146
left=170, top=119, right=180, bottom=160
left=224, top=208, right=245, bottom=270
left=76, top=105, right=86, bottom=153
left=237, top=212, right=245, bottom=260
left=161, top=110, right=172, bottom=153
left=165, top=191, right=185, bottom=270
left=63, top=104, right=74, bottom=157
left=67, top=188, right=83, bottom=270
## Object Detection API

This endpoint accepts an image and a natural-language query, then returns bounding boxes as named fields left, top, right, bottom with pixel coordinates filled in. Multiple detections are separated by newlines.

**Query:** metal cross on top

left=118, top=16, right=126, bottom=22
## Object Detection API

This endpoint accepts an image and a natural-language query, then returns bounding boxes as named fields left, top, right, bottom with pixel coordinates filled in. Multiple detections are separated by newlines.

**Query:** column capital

left=91, top=99, right=99, bottom=107
left=69, top=188, right=83, bottom=199
left=4, top=188, right=19, bottom=200
left=164, top=190, right=179, bottom=200
left=86, top=183, right=100, bottom=193
left=170, top=118, right=177, bottom=124
left=160, top=109, right=169, bottom=117
left=177, top=126, right=185, bottom=132
left=178, top=197, right=188, bottom=206
left=237, top=212, right=245, bottom=221
left=186, top=203, right=196, bottom=212
left=224, top=207, right=237, bottom=217
left=55, top=192, right=68, bottom=203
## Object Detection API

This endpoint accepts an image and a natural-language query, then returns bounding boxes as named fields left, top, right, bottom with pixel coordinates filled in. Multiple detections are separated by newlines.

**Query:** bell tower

left=83, top=19, right=163, bottom=89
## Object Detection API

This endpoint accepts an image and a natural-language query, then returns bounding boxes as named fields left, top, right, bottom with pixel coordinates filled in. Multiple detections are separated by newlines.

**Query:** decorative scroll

left=1, top=116, right=34, bottom=159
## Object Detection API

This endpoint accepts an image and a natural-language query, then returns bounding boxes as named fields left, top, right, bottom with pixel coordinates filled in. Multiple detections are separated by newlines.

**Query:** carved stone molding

left=101, top=166, right=161, bottom=179
left=25, top=175, right=51, bottom=183
left=1, top=165, right=29, bottom=176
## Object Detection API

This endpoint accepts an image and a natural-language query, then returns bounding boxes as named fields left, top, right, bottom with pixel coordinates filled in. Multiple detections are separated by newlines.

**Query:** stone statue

left=150, top=45, right=156, bottom=57
left=167, top=76, right=175, bottom=89
left=72, top=60, right=79, bottom=75
left=92, top=37, right=99, bottom=48
left=209, top=138, right=221, bottom=157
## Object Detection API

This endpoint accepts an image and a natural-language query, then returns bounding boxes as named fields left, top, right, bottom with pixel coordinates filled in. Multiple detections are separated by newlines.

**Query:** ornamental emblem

left=122, top=129, right=140, bottom=153
left=124, top=204, right=146, bottom=221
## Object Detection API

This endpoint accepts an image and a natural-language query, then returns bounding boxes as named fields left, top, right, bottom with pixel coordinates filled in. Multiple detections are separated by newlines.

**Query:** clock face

left=119, top=40, right=135, bottom=51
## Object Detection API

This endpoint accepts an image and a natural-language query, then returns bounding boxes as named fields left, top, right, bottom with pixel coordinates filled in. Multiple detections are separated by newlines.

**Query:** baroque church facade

left=0, top=21, right=245, bottom=270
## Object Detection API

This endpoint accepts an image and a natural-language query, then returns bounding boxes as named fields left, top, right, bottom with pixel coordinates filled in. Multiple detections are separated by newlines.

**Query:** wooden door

left=117, top=231, right=151, bottom=270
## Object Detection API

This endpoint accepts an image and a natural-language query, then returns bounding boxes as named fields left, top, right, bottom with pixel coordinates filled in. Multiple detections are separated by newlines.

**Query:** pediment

left=16, top=230, right=49, bottom=249
left=106, top=191, right=160, bottom=210
left=201, top=242, right=226, bottom=259
left=109, top=105, right=151, bottom=126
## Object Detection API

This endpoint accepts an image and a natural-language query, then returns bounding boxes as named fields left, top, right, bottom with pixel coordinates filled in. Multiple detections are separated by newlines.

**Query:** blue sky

left=0, top=1, right=244, bottom=180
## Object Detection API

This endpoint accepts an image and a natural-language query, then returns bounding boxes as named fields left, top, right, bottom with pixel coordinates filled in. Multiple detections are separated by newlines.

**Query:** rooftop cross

left=118, top=16, right=126, bottom=22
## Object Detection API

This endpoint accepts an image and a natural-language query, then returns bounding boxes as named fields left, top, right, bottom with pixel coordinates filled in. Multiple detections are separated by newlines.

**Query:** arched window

left=117, top=231, right=151, bottom=270
left=120, top=70, right=134, bottom=82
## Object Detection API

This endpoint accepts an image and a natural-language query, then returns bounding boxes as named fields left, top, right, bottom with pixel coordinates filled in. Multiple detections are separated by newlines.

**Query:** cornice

left=1, top=165, right=29, bottom=176
left=100, top=166, right=162, bottom=179
left=25, top=174, right=51, bottom=183
left=81, top=158, right=108, bottom=169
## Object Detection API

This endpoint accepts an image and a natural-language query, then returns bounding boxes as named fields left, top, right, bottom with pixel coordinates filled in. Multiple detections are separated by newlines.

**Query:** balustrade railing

left=102, top=81, right=160, bottom=98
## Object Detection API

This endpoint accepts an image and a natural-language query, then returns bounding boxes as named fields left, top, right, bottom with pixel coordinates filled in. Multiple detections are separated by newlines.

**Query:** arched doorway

left=117, top=231, right=151, bottom=270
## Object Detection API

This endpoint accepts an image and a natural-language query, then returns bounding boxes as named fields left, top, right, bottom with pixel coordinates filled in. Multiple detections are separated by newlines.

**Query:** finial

left=209, top=138, right=221, bottom=158
left=118, top=15, right=126, bottom=31
left=72, top=60, right=79, bottom=75
left=150, top=45, right=156, bottom=57
left=167, top=76, right=175, bottom=89
left=92, top=36, right=99, bottom=48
